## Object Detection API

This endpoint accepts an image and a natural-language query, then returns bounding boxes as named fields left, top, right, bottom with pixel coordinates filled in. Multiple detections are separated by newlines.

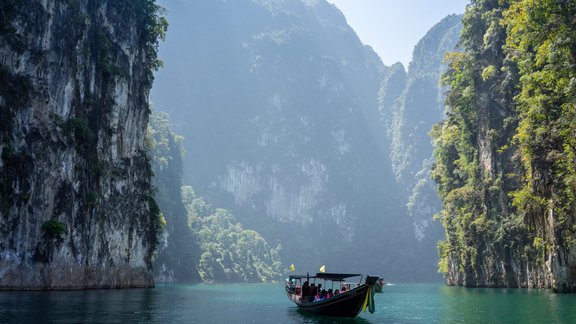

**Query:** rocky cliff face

left=380, top=14, right=462, bottom=236
left=378, top=15, right=462, bottom=278
left=150, top=0, right=467, bottom=281
left=152, top=0, right=427, bottom=279
left=433, top=2, right=535, bottom=288
left=0, top=0, right=165, bottom=289
left=148, top=112, right=200, bottom=283
left=433, top=0, right=576, bottom=292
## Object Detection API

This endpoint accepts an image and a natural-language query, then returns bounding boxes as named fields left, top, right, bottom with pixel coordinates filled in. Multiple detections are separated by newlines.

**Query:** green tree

left=432, top=0, right=530, bottom=287
left=148, top=111, right=200, bottom=282
left=503, top=0, right=576, bottom=271
left=183, top=186, right=282, bottom=282
left=434, top=0, right=576, bottom=291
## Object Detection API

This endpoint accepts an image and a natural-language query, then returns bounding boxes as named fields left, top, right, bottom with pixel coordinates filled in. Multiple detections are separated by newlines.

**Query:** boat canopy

left=289, top=273, right=361, bottom=281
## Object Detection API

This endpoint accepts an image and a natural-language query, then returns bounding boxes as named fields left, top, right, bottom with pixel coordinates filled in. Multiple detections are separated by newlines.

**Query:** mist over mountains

left=151, top=0, right=461, bottom=281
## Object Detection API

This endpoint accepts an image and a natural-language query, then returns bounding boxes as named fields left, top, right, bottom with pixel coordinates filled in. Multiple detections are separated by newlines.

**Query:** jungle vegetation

left=148, top=112, right=282, bottom=283
left=433, top=0, right=576, bottom=290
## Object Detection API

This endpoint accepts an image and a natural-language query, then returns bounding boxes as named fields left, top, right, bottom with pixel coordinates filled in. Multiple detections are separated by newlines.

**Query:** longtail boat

left=285, top=272, right=378, bottom=318
left=375, top=277, right=386, bottom=292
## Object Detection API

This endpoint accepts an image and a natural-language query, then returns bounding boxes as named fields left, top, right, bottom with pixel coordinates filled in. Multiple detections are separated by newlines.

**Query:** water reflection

left=0, top=288, right=162, bottom=323
left=438, top=285, right=576, bottom=324
left=286, top=307, right=373, bottom=324
left=2, top=283, right=576, bottom=323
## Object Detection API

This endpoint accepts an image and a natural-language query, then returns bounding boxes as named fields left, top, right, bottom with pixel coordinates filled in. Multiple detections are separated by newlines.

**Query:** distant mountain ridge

left=152, top=0, right=461, bottom=281
left=379, top=14, right=462, bottom=246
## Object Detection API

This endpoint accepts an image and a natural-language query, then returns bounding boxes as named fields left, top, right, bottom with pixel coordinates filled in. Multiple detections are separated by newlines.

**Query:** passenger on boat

left=287, top=280, right=296, bottom=293
left=313, top=290, right=324, bottom=302
left=309, top=284, right=317, bottom=302
left=301, top=281, right=310, bottom=300
left=315, top=289, right=330, bottom=302
left=341, top=286, right=347, bottom=293
left=334, top=289, right=340, bottom=296
left=327, top=289, right=333, bottom=298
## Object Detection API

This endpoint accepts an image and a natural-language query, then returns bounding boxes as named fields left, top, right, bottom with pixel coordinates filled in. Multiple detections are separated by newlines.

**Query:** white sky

left=325, top=0, right=469, bottom=67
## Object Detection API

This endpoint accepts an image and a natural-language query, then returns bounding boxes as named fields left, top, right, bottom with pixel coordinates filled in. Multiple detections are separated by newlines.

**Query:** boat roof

left=289, top=273, right=362, bottom=281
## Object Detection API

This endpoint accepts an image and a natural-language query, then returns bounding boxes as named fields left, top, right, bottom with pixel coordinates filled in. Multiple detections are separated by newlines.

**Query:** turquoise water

left=1, top=283, right=575, bottom=323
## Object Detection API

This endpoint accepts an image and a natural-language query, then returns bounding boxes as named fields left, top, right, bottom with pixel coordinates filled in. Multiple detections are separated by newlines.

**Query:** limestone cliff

left=148, top=112, right=200, bottom=283
left=151, top=0, right=417, bottom=279
left=0, top=0, right=166, bottom=289
left=378, top=15, right=462, bottom=279
left=433, top=0, right=576, bottom=292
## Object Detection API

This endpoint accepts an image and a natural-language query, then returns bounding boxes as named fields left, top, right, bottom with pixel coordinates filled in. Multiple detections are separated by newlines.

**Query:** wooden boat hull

left=287, top=284, right=372, bottom=318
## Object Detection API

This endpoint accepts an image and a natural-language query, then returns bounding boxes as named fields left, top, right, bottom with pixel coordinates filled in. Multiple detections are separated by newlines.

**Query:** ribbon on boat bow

left=362, top=286, right=375, bottom=314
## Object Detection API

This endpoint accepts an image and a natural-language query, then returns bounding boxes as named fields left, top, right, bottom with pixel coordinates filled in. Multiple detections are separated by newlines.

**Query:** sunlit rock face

left=377, top=15, right=462, bottom=272
left=0, top=1, right=158, bottom=289
left=430, top=4, right=575, bottom=292
left=152, top=0, right=452, bottom=280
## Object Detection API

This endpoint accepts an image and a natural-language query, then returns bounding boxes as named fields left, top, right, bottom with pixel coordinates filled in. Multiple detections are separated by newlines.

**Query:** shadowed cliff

left=0, top=0, right=166, bottom=289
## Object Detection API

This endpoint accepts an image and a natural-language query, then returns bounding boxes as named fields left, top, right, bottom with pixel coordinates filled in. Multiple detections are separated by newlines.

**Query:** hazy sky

left=325, top=0, right=469, bottom=67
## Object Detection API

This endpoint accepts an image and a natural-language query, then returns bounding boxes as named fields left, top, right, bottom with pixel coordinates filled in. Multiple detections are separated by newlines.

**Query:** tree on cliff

left=433, top=0, right=576, bottom=292
left=148, top=111, right=200, bottom=282
left=0, top=0, right=167, bottom=289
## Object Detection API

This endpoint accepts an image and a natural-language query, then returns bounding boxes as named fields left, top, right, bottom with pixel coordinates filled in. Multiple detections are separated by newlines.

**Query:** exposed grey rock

left=152, top=0, right=419, bottom=279
left=379, top=14, right=462, bottom=243
left=0, top=0, right=161, bottom=289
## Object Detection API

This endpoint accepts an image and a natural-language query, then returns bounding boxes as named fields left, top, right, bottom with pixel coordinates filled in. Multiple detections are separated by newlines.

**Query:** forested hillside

left=148, top=112, right=199, bottom=282
left=148, top=112, right=281, bottom=282
left=433, top=0, right=576, bottom=292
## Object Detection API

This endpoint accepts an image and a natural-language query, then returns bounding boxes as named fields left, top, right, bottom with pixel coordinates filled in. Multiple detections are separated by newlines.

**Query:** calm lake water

left=1, top=283, right=576, bottom=323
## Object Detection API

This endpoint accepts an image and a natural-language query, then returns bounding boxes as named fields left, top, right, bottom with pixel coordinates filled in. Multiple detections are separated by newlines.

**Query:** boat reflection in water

left=285, top=273, right=378, bottom=318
